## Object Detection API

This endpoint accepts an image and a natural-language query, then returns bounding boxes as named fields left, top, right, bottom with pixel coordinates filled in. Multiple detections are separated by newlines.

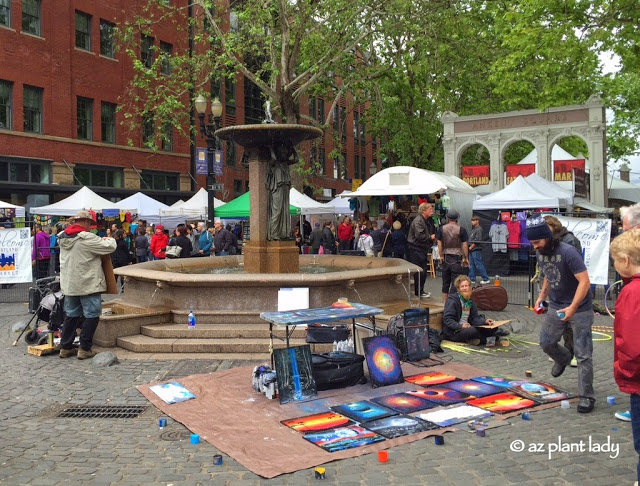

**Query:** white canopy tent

left=472, top=175, right=560, bottom=210
left=342, top=166, right=477, bottom=228
left=117, top=192, right=169, bottom=225
left=160, top=188, right=225, bottom=217
left=327, top=191, right=354, bottom=216
left=30, top=186, right=132, bottom=216
left=524, top=173, right=574, bottom=206
left=0, top=199, right=26, bottom=218
left=607, top=177, right=640, bottom=203
left=169, top=199, right=185, bottom=208
left=290, top=188, right=334, bottom=215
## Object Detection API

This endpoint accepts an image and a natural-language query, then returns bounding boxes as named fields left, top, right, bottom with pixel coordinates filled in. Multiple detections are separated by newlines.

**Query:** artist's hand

left=557, top=305, right=576, bottom=322
left=485, top=319, right=494, bottom=326
left=534, top=296, right=545, bottom=310
left=461, top=322, right=471, bottom=329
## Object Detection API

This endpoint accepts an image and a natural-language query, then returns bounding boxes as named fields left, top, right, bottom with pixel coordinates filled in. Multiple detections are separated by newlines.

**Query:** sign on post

left=195, top=147, right=208, bottom=175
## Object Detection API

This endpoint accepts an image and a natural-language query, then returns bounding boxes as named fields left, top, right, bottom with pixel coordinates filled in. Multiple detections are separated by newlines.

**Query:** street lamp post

left=369, top=160, right=378, bottom=177
left=194, top=95, right=223, bottom=228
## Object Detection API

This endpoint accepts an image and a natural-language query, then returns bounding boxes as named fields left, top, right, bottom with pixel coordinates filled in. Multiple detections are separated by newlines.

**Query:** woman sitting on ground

left=441, top=275, right=499, bottom=345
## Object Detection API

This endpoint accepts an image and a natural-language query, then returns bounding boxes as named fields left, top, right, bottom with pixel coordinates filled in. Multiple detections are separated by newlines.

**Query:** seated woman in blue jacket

left=441, top=275, right=499, bottom=345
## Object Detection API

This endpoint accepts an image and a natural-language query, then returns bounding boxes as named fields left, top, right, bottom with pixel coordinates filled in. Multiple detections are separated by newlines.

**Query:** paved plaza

left=0, top=277, right=637, bottom=486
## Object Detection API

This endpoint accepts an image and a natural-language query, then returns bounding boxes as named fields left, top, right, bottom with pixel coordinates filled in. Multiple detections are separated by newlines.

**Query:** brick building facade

left=0, top=0, right=379, bottom=214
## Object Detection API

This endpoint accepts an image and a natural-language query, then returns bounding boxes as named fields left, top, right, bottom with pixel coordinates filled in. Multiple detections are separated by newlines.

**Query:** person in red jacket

left=150, top=225, right=169, bottom=259
left=337, top=216, right=354, bottom=253
left=611, top=228, right=640, bottom=484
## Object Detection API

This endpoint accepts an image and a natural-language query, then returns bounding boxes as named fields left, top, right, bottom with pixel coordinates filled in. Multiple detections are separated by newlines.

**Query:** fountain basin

left=113, top=255, right=421, bottom=312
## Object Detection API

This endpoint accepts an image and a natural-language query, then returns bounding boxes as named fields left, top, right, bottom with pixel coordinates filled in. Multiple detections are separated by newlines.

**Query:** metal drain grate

left=58, top=405, right=147, bottom=419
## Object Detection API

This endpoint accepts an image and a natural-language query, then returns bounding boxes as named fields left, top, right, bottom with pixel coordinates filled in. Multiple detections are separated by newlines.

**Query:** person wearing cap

left=407, top=202, right=436, bottom=298
left=150, top=224, right=169, bottom=259
left=527, top=213, right=594, bottom=413
left=436, top=209, right=469, bottom=303
left=58, top=210, right=117, bottom=360
left=308, top=222, right=323, bottom=254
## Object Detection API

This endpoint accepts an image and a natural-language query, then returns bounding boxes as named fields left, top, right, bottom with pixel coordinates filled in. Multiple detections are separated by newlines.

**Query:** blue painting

left=360, top=414, right=439, bottom=439
left=440, top=380, right=504, bottom=398
left=303, top=425, right=385, bottom=452
left=371, top=393, right=439, bottom=414
left=363, top=335, right=404, bottom=388
left=331, top=400, right=397, bottom=422
left=470, top=375, right=527, bottom=389
left=273, top=345, right=317, bottom=405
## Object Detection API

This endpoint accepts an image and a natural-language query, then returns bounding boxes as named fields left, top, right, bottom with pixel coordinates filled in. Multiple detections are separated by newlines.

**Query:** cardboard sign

left=478, top=319, right=513, bottom=329
left=101, top=255, right=119, bottom=294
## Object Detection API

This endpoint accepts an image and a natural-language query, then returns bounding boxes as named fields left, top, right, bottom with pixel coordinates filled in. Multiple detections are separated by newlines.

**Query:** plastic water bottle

left=188, top=310, right=196, bottom=331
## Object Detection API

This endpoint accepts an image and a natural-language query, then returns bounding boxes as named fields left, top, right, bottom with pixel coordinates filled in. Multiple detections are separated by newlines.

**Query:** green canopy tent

left=215, top=191, right=301, bottom=219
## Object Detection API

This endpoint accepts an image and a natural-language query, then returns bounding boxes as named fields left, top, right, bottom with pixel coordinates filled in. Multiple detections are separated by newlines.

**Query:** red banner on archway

left=505, top=164, right=535, bottom=184
left=462, top=165, right=489, bottom=186
left=554, top=159, right=585, bottom=182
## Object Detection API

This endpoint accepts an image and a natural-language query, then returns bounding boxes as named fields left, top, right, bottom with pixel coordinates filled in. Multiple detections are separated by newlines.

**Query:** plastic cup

left=213, top=454, right=223, bottom=466
left=486, top=337, right=496, bottom=347
left=607, top=396, right=616, bottom=405
left=522, top=412, right=531, bottom=420
left=434, top=436, right=445, bottom=445
left=561, top=400, right=570, bottom=410
left=378, top=450, right=388, bottom=462
left=475, top=428, right=486, bottom=437
left=158, top=418, right=167, bottom=428
left=190, top=434, right=200, bottom=444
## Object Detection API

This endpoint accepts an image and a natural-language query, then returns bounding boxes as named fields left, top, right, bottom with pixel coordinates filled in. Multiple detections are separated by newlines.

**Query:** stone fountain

left=103, top=123, right=433, bottom=356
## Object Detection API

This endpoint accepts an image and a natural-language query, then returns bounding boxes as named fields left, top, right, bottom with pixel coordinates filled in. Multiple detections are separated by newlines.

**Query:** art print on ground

left=273, top=345, right=317, bottom=404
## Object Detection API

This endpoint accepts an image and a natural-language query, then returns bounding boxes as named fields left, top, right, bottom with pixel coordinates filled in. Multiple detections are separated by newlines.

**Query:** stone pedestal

left=243, top=240, right=299, bottom=274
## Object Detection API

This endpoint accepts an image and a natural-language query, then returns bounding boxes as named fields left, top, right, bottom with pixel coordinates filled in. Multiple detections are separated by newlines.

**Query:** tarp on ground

left=472, top=175, right=560, bottom=210
left=117, top=192, right=169, bottom=225
left=215, top=191, right=300, bottom=219
left=29, top=186, right=131, bottom=216
left=341, top=166, right=477, bottom=229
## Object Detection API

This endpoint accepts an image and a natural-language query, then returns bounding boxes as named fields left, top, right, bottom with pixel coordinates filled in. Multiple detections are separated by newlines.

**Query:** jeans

left=631, top=394, right=640, bottom=483
left=468, top=250, right=489, bottom=282
left=64, top=293, right=102, bottom=319
left=540, top=309, right=594, bottom=398
left=407, top=246, right=427, bottom=296
left=216, top=251, right=229, bottom=256
left=136, top=254, right=148, bottom=264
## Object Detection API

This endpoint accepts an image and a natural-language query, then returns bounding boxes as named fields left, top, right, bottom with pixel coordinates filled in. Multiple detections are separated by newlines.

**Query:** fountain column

left=215, top=124, right=323, bottom=274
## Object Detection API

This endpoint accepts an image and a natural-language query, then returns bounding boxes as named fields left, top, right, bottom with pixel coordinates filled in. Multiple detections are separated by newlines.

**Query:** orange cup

left=378, top=450, right=388, bottom=463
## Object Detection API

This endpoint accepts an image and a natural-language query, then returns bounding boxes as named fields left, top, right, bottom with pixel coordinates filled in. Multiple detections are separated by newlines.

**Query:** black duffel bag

left=312, top=351, right=367, bottom=390
left=306, top=323, right=350, bottom=343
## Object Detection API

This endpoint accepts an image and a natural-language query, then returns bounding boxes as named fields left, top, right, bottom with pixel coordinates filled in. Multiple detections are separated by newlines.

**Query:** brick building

left=0, top=0, right=379, bottom=214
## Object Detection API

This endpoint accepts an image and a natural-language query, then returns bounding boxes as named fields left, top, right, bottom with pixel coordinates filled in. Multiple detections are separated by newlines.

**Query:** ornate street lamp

left=369, top=160, right=378, bottom=177
left=194, top=95, right=224, bottom=228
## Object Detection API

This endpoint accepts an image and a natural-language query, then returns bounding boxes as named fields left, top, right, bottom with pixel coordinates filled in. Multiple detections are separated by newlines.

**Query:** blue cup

left=522, top=412, right=531, bottom=420
left=213, top=454, right=223, bottom=466
left=434, top=436, right=445, bottom=445
left=607, top=396, right=616, bottom=405
left=190, top=434, right=200, bottom=444
left=158, top=418, right=167, bottom=428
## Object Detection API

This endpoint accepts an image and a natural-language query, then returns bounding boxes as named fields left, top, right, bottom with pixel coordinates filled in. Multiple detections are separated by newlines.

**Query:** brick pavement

left=0, top=281, right=637, bottom=485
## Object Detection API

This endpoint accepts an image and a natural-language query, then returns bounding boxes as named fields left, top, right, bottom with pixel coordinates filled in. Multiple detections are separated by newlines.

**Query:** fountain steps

left=116, top=335, right=333, bottom=354
left=140, top=323, right=308, bottom=339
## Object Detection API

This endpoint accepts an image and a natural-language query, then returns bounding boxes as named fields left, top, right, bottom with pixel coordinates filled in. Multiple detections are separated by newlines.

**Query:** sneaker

left=551, top=361, right=566, bottom=378
left=420, top=292, right=431, bottom=298
left=577, top=397, right=595, bottom=413
left=615, top=411, right=632, bottom=422
left=77, top=348, right=97, bottom=360
left=59, top=348, right=78, bottom=359
left=466, top=339, right=481, bottom=346
left=570, top=357, right=577, bottom=367
left=480, top=279, right=490, bottom=284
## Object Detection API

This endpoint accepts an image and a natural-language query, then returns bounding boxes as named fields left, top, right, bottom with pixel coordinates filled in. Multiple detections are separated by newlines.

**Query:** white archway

left=441, top=96, right=607, bottom=206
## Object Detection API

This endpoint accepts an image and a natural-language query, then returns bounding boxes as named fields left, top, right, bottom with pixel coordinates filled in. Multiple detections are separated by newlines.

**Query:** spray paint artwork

left=407, top=387, right=474, bottom=405
left=273, top=345, right=317, bottom=405
left=470, top=375, right=527, bottom=389
left=282, top=412, right=354, bottom=433
left=303, top=425, right=385, bottom=452
left=467, top=392, right=535, bottom=414
left=360, top=414, right=439, bottom=439
left=405, top=371, right=458, bottom=387
left=371, top=393, right=439, bottom=414
left=330, top=401, right=397, bottom=422
left=440, top=380, right=504, bottom=398
left=363, top=335, right=404, bottom=388
left=509, top=382, right=573, bottom=403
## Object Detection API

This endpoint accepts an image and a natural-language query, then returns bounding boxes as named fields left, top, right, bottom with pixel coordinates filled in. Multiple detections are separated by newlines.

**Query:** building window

left=353, top=111, right=359, bottom=140
left=161, top=123, right=172, bottom=151
left=354, top=155, right=360, bottom=179
left=226, top=141, right=236, bottom=167
left=361, top=156, right=366, bottom=180
left=340, top=108, right=346, bottom=140
left=100, top=20, right=115, bottom=58
left=160, top=41, right=172, bottom=75
left=0, top=158, right=50, bottom=183
left=0, top=80, right=11, bottom=130
left=77, top=97, right=93, bottom=140
left=141, top=34, right=154, bottom=69
left=333, top=156, right=341, bottom=180
left=310, top=147, right=325, bottom=176
left=309, top=97, right=324, bottom=123
left=141, top=171, right=178, bottom=191
left=23, top=85, right=42, bottom=133
left=75, top=11, right=91, bottom=51
left=225, top=77, right=236, bottom=116
left=22, top=0, right=40, bottom=36
left=0, top=0, right=11, bottom=28
left=142, top=112, right=154, bottom=148
left=74, top=165, right=123, bottom=188
left=333, top=105, right=339, bottom=132
left=233, top=179, right=243, bottom=199
left=101, top=102, right=116, bottom=144
left=244, top=79, right=264, bottom=125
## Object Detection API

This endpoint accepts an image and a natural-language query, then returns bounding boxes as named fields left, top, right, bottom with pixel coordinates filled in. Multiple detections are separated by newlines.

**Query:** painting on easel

left=273, top=345, right=317, bottom=405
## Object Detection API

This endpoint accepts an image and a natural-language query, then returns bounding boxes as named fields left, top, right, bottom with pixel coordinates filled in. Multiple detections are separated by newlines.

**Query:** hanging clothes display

left=489, top=221, right=508, bottom=253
